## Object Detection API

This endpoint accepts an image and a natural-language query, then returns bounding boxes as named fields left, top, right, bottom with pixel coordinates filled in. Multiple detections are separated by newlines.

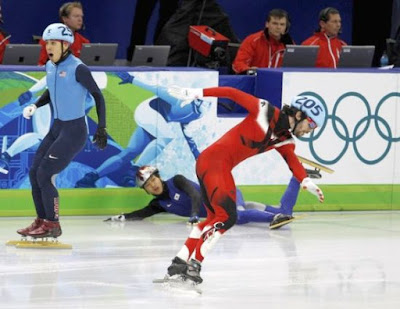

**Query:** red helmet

left=136, top=165, right=158, bottom=188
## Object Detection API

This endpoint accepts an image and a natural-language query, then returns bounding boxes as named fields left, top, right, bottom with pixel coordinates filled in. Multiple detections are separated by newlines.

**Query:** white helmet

left=136, top=165, right=159, bottom=188
left=290, top=95, right=326, bottom=128
left=42, top=23, right=74, bottom=44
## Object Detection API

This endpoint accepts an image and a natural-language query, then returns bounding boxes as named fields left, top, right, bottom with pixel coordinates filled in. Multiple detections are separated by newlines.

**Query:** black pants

left=29, top=117, right=87, bottom=221
left=127, top=0, right=179, bottom=60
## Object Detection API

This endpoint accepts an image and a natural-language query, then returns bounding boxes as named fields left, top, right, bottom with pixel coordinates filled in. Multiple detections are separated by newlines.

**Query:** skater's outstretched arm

left=105, top=199, right=166, bottom=222
left=168, top=86, right=261, bottom=116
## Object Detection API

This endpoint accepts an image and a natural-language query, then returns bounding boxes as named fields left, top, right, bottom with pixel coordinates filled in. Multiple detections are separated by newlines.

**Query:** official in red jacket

left=38, top=2, right=89, bottom=66
left=301, top=7, right=347, bottom=68
left=232, top=8, right=294, bottom=74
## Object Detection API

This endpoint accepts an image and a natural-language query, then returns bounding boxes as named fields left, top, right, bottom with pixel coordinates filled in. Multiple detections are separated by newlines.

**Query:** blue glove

left=188, top=215, right=200, bottom=225
left=18, top=91, right=33, bottom=106
left=115, top=72, right=134, bottom=85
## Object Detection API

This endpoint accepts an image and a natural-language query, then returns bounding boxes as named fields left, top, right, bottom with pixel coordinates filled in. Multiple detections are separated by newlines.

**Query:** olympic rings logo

left=297, top=91, right=400, bottom=165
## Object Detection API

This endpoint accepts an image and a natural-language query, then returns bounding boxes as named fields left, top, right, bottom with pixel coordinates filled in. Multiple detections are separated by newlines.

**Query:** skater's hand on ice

left=93, top=127, right=108, bottom=150
left=187, top=215, right=200, bottom=225
left=104, top=214, right=126, bottom=222
left=115, top=72, right=134, bottom=85
left=18, top=91, right=33, bottom=105
left=301, top=177, right=324, bottom=203
left=22, top=104, right=37, bottom=119
left=167, top=86, right=203, bottom=107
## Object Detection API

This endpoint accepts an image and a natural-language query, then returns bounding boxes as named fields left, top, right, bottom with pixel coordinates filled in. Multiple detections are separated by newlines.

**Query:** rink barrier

left=0, top=184, right=398, bottom=216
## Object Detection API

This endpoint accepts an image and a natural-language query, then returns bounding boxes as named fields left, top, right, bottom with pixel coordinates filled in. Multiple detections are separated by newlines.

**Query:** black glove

left=93, top=127, right=107, bottom=150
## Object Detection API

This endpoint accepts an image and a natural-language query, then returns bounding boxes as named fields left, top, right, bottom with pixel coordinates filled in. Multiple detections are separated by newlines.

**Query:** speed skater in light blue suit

left=75, top=71, right=211, bottom=188
left=16, top=23, right=107, bottom=239
left=0, top=72, right=107, bottom=177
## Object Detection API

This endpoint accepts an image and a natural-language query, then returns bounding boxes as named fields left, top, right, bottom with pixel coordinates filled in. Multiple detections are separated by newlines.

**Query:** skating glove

left=188, top=215, right=200, bottom=225
left=115, top=71, right=134, bottom=85
left=18, top=91, right=33, bottom=105
left=22, top=104, right=37, bottom=119
left=93, top=127, right=107, bottom=150
left=167, top=86, right=203, bottom=107
left=301, top=177, right=324, bottom=203
left=104, top=214, right=126, bottom=222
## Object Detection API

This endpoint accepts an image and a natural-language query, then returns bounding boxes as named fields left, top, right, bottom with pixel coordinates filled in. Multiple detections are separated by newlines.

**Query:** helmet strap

left=54, top=43, right=71, bottom=65
left=291, top=111, right=307, bottom=133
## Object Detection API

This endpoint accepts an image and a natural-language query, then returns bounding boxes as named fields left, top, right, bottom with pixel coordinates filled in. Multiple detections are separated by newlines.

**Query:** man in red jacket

left=164, top=86, right=326, bottom=284
left=232, top=8, right=294, bottom=74
left=302, top=7, right=347, bottom=68
left=38, top=2, right=89, bottom=66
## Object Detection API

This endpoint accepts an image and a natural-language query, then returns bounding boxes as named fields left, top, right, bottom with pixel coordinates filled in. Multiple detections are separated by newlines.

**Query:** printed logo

left=174, top=193, right=180, bottom=201
left=48, top=154, right=58, bottom=159
left=54, top=197, right=59, bottom=220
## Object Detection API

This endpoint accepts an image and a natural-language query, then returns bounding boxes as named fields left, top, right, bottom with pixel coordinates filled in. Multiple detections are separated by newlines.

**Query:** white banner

left=213, top=72, right=400, bottom=185
left=282, top=72, right=400, bottom=184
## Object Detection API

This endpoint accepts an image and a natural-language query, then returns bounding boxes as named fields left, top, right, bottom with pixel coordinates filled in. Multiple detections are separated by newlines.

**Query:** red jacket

left=0, top=31, right=10, bottom=64
left=232, top=30, right=286, bottom=74
left=38, top=31, right=90, bottom=65
left=301, top=31, right=347, bottom=68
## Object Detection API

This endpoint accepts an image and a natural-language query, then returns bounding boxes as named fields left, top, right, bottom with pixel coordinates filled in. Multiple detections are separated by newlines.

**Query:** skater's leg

left=29, top=131, right=56, bottom=219
left=29, top=119, right=87, bottom=238
left=265, top=177, right=300, bottom=216
left=236, top=207, right=276, bottom=224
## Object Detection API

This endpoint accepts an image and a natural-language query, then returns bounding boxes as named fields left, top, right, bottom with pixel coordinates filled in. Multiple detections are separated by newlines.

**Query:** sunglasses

left=307, top=117, right=317, bottom=129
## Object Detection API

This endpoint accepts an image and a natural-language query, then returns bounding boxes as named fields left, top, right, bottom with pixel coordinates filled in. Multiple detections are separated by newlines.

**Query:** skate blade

left=13, top=240, right=72, bottom=249
left=269, top=214, right=308, bottom=230
left=6, top=240, right=29, bottom=246
left=297, top=155, right=334, bottom=174
left=6, top=239, right=49, bottom=246
left=153, top=276, right=202, bottom=294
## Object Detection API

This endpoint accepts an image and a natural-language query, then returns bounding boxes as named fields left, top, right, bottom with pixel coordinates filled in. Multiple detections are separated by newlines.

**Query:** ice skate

left=167, top=256, right=188, bottom=277
left=182, top=259, right=203, bottom=284
left=16, top=217, right=44, bottom=237
left=154, top=257, right=202, bottom=294
left=7, top=218, right=71, bottom=248
left=269, top=213, right=295, bottom=230
left=6, top=217, right=43, bottom=246
left=305, top=168, right=322, bottom=179
left=75, top=171, right=99, bottom=188
left=28, top=220, right=62, bottom=238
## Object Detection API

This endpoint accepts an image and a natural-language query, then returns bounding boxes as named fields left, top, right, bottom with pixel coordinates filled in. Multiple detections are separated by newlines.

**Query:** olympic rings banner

left=281, top=71, right=400, bottom=185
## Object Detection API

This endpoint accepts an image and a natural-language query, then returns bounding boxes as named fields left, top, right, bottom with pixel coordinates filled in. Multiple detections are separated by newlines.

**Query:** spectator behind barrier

left=232, top=8, right=294, bottom=75
left=301, top=7, right=347, bottom=68
left=126, top=0, right=179, bottom=61
left=37, top=1, right=89, bottom=66
left=387, top=25, right=400, bottom=67
left=0, top=1, right=10, bottom=64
